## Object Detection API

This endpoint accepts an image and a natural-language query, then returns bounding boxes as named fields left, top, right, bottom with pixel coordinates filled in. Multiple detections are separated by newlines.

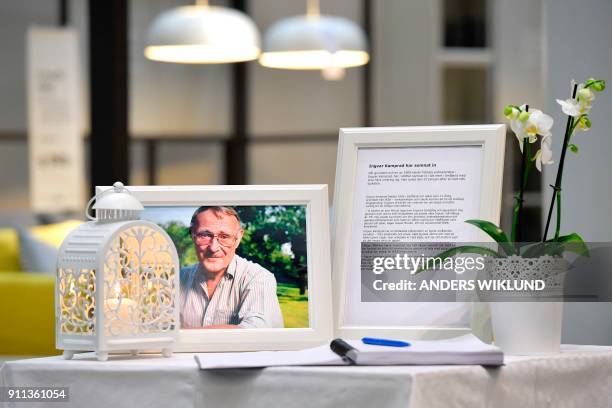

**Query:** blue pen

left=362, top=337, right=411, bottom=347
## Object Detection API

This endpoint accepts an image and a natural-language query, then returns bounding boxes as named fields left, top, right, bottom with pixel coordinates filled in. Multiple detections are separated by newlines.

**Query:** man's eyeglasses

left=192, top=231, right=237, bottom=247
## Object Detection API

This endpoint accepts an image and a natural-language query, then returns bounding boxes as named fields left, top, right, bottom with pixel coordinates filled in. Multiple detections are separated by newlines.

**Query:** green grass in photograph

left=277, top=283, right=309, bottom=328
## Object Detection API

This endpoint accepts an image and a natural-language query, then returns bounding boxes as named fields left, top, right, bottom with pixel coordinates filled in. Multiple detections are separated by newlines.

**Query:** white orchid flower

left=510, top=117, right=526, bottom=139
left=556, top=98, right=582, bottom=116
left=534, top=135, right=554, bottom=172
left=526, top=110, right=553, bottom=138
left=509, top=105, right=529, bottom=148
left=510, top=108, right=553, bottom=152
left=556, top=96, right=592, bottom=117
left=556, top=83, right=596, bottom=118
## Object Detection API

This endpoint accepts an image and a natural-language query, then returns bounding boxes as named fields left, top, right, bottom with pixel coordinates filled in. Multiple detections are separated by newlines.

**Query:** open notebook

left=195, top=334, right=503, bottom=369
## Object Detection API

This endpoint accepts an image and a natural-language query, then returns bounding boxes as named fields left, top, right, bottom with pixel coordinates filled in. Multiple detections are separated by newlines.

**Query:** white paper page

left=351, top=334, right=498, bottom=354
left=196, top=344, right=343, bottom=369
left=344, top=146, right=483, bottom=327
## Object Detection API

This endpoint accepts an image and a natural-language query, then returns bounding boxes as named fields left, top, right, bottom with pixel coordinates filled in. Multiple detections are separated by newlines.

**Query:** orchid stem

left=542, top=83, right=578, bottom=241
left=513, top=137, right=531, bottom=249
left=511, top=105, right=530, bottom=248
left=555, top=189, right=562, bottom=239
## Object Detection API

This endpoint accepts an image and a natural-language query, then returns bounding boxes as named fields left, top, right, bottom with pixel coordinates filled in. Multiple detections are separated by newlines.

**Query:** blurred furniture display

left=2, top=346, right=612, bottom=408
left=0, top=220, right=82, bottom=356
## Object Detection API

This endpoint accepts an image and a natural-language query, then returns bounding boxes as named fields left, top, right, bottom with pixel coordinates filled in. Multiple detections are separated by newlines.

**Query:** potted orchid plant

left=500, top=77, right=605, bottom=256
left=416, top=77, right=606, bottom=354
left=420, top=77, right=606, bottom=263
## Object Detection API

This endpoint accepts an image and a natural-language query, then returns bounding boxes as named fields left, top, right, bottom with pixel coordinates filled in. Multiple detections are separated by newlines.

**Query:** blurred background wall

left=0, top=0, right=531, bottom=210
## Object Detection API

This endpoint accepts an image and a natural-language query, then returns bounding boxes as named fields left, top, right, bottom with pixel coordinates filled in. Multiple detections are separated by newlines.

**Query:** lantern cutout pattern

left=56, top=182, right=180, bottom=361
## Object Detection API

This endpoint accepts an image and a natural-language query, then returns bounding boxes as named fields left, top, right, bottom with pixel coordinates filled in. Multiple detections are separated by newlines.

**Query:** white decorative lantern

left=56, top=182, right=180, bottom=361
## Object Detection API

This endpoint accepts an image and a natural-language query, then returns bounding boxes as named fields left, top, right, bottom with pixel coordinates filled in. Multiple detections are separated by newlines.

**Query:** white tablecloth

left=2, top=346, right=612, bottom=408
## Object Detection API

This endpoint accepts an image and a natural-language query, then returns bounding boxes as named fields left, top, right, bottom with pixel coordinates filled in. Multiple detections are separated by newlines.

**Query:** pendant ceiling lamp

left=144, top=0, right=260, bottom=64
left=259, top=0, right=369, bottom=73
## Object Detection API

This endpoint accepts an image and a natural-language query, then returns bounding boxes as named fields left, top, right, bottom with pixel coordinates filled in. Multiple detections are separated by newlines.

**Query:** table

left=2, top=345, right=612, bottom=408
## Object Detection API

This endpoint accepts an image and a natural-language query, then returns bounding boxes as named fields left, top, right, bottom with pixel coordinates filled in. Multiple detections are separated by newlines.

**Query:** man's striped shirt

left=180, top=255, right=284, bottom=328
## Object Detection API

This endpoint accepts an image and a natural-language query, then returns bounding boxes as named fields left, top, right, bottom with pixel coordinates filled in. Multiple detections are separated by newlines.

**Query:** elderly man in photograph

left=180, top=206, right=284, bottom=329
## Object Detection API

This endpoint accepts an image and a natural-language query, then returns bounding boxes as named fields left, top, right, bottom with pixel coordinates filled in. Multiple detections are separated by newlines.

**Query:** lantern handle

left=85, top=182, right=130, bottom=221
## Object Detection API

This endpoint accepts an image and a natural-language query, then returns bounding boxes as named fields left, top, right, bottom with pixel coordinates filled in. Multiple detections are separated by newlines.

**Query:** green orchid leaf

left=522, top=233, right=589, bottom=258
left=553, top=233, right=590, bottom=257
left=413, top=245, right=502, bottom=275
left=465, top=219, right=516, bottom=256
left=522, top=241, right=570, bottom=257
left=569, top=144, right=579, bottom=154
left=521, top=242, right=548, bottom=258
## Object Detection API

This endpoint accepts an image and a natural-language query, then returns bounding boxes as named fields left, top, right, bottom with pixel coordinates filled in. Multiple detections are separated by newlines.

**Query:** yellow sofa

left=0, top=227, right=64, bottom=356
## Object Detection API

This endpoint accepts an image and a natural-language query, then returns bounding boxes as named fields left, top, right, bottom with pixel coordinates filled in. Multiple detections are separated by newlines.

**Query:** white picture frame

left=96, top=185, right=333, bottom=352
left=331, top=125, right=506, bottom=340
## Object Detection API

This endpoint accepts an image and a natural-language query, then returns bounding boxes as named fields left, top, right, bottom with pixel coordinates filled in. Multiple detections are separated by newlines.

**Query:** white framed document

left=331, top=125, right=506, bottom=340
left=97, top=185, right=333, bottom=352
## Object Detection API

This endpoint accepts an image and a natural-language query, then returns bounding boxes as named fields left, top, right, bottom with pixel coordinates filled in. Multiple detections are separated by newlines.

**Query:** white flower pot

left=490, top=301, right=563, bottom=354
left=486, top=256, right=567, bottom=355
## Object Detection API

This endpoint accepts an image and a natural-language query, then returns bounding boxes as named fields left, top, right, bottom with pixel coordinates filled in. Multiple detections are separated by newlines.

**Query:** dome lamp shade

left=259, top=13, right=369, bottom=70
left=144, top=3, right=261, bottom=64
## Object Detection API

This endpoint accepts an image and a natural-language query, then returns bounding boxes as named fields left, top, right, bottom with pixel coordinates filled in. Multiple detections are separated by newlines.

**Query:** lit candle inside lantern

left=106, top=283, right=137, bottom=336
left=105, top=297, right=137, bottom=336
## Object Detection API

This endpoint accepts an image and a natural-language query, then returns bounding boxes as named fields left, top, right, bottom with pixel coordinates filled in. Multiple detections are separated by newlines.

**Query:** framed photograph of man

left=331, top=125, right=506, bottom=340
left=96, top=185, right=333, bottom=351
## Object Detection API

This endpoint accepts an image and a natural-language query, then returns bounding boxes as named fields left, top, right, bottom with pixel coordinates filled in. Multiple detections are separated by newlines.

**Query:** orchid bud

left=593, top=80, right=606, bottom=92
left=518, top=111, right=530, bottom=122
left=577, top=88, right=595, bottom=103
left=582, top=116, right=592, bottom=128
left=503, top=105, right=514, bottom=118
left=577, top=115, right=591, bottom=131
